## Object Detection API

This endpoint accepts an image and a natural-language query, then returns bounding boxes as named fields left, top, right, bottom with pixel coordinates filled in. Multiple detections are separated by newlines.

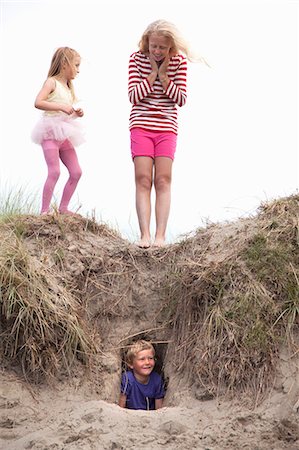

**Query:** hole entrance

left=120, top=337, right=169, bottom=392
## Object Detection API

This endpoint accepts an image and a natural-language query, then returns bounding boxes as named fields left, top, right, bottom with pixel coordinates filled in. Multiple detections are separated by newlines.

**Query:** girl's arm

left=155, top=398, right=163, bottom=409
left=118, top=393, right=127, bottom=408
left=161, top=57, right=187, bottom=107
left=157, top=55, right=170, bottom=89
left=148, top=54, right=158, bottom=87
left=128, top=55, right=155, bottom=105
left=34, top=78, right=74, bottom=115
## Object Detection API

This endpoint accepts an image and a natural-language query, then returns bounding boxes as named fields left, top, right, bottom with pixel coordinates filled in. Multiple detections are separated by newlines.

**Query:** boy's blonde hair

left=47, top=47, right=80, bottom=101
left=139, top=19, right=194, bottom=62
left=126, top=340, right=155, bottom=365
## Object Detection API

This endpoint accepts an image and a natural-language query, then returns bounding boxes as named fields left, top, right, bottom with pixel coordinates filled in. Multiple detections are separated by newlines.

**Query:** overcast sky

left=0, top=0, right=298, bottom=242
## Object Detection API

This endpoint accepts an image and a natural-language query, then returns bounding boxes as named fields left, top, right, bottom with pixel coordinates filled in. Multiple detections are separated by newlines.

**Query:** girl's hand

left=158, top=56, right=170, bottom=82
left=147, top=54, right=159, bottom=87
left=61, top=104, right=75, bottom=115
left=74, top=108, right=84, bottom=117
left=149, top=54, right=158, bottom=75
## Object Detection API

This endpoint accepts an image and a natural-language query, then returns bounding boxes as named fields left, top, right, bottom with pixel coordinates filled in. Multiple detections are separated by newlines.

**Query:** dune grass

left=0, top=226, right=95, bottom=381
left=0, top=190, right=298, bottom=402
left=163, top=194, right=299, bottom=403
left=0, top=184, right=40, bottom=218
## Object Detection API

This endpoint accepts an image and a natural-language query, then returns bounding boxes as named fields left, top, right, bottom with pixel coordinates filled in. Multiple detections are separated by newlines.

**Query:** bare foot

left=152, top=238, right=166, bottom=248
left=59, top=209, right=77, bottom=215
left=136, top=238, right=151, bottom=249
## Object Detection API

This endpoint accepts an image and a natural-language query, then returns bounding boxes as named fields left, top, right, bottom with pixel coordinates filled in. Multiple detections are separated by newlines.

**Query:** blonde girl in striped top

left=128, top=20, right=197, bottom=248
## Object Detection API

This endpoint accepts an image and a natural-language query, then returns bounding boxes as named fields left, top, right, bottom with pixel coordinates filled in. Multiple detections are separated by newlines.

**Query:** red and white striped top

left=128, top=51, right=187, bottom=134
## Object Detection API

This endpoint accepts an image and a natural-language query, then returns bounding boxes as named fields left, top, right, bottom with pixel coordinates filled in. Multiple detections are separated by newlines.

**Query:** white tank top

left=44, top=78, right=73, bottom=116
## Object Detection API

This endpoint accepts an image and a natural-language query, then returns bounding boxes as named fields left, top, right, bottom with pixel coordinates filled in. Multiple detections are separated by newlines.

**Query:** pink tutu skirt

left=31, top=114, right=85, bottom=147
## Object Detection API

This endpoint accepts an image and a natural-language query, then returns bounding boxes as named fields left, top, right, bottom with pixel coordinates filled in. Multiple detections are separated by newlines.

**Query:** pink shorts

left=130, top=128, right=177, bottom=160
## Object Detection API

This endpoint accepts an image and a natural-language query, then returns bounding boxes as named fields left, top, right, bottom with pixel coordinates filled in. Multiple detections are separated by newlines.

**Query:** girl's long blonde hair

left=138, top=19, right=206, bottom=63
left=47, top=47, right=80, bottom=101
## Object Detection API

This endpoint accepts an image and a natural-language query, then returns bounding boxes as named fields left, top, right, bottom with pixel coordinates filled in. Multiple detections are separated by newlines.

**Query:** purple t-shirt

left=120, top=370, right=165, bottom=410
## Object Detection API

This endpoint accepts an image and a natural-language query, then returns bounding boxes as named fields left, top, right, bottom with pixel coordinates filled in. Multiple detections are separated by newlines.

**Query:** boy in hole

left=119, top=340, right=165, bottom=410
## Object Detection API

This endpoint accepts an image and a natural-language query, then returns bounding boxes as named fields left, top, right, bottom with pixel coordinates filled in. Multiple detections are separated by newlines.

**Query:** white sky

left=0, top=0, right=298, bottom=242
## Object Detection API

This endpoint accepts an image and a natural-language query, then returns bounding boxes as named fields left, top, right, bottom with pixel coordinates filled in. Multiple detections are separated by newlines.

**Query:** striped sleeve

left=128, top=54, right=153, bottom=105
left=164, top=58, right=187, bottom=107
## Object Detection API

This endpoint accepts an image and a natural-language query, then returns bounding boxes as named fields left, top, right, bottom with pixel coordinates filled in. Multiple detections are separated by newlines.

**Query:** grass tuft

left=163, top=194, right=299, bottom=404
left=0, top=233, right=95, bottom=381
left=0, top=184, right=39, bottom=218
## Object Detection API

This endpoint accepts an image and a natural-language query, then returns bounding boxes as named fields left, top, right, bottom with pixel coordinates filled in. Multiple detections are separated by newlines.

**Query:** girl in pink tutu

left=32, top=47, right=85, bottom=215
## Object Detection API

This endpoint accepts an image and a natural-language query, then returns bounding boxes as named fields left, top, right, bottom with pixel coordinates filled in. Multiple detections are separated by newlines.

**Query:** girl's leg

left=41, top=140, right=61, bottom=214
left=153, top=156, right=173, bottom=246
left=58, top=140, right=82, bottom=213
left=134, top=156, right=154, bottom=248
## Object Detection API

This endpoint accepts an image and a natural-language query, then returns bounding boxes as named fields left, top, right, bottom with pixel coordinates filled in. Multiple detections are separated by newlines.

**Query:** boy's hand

left=155, top=398, right=163, bottom=409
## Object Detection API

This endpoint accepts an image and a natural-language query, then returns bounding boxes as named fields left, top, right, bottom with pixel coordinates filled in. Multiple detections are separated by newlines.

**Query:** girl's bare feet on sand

left=136, top=237, right=151, bottom=249
left=59, top=209, right=77, bottom=215
left=41, top=211, right=54, bottom=216
left=152, top=238, right=166, bottom=248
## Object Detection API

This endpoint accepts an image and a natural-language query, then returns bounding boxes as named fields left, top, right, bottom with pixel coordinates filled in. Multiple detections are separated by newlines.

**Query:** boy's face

left=129, top=349, right=155, bottom=379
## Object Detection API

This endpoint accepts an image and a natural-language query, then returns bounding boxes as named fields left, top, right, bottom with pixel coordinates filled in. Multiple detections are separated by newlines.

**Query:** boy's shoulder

left=121, top=370, right=135, bottom=384
left=122, top=370, right=162, bottom=384
left=149, top=371, right=162, bottom=381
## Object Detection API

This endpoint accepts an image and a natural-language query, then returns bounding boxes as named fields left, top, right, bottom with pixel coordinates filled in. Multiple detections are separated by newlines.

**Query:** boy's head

left=126, top=340, right=156, bottom=377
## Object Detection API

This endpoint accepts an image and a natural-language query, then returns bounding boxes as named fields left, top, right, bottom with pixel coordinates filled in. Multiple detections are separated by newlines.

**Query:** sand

left=1, top=356, right=299, bottom=450
left=0, top=206, right=299, bottom=450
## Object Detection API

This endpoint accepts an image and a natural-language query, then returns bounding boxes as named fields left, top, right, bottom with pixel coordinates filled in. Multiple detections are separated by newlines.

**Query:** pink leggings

left=41, top=139, right=82, bottom=213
